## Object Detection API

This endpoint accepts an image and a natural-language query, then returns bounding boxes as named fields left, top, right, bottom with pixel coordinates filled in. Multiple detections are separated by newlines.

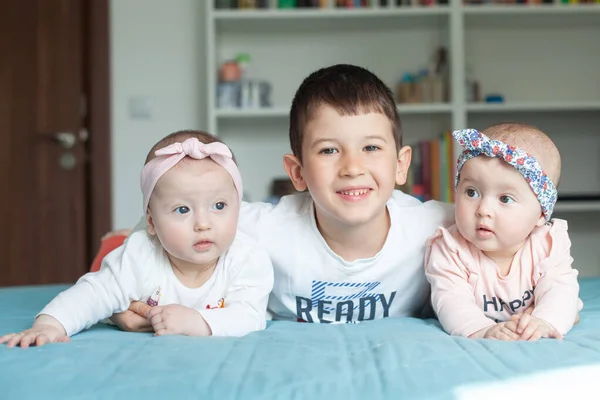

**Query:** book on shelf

left=214, top=0, right=447, bottom=9
left=398, top=130, right=455, bottom=204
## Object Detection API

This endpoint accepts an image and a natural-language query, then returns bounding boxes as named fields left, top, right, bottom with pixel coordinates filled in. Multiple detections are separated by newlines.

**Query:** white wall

left=110, top=0, right=205, bottom=229
left=109, top=2, right=599, bottom=276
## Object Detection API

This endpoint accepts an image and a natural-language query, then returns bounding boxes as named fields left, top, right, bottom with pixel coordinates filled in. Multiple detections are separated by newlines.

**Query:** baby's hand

left=482, top=321, right=521, bottom=341
left=511, top=313, right=562, bottom=341
left=109, top=301, right=154, bottom=333
left=147, top=304, right=211, bottom=337
left=0, top=315, right=69, bottom=348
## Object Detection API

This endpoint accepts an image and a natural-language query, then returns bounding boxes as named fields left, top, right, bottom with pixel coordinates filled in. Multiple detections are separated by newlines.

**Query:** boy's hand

left=109, top=301, right=154, bottom=333
left=0, top=315, right=69, bottom=348
left=511, top=313, right=562, bottom=341
left=147, top=304, right=211, bottom=337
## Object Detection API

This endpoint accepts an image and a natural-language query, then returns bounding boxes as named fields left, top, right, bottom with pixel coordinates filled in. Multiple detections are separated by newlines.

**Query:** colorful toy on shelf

left=216, top=53, right=272, bottom=110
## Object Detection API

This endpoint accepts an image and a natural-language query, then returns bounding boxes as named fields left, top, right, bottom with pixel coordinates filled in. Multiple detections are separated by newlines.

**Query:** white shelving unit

left=204, top=1, right=600, bottom=211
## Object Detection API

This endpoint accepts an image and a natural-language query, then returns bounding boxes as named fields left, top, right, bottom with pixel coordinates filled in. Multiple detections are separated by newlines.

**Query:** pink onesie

left=425, top=219, right=581, bottom=338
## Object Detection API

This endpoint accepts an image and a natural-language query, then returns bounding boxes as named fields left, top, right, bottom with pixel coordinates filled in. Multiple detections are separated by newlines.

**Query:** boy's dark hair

left=145, top=129, right=237, bottom=164
left=289, top=64, right=402, bottom=162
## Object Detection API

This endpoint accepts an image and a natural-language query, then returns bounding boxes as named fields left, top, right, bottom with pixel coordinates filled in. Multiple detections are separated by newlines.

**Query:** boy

left=106, top=64, right=454, bottom=326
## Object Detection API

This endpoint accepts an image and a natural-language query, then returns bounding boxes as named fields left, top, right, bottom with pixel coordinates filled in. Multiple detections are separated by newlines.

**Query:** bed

left=2, top=278, right=600, bottom=399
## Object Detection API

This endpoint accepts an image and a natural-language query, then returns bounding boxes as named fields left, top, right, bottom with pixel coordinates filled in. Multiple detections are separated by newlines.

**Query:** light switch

left=129, top=96, right=153, bottom=120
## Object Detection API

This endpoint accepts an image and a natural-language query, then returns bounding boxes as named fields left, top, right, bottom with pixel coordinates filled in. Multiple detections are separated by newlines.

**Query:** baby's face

left=146, top=158, right=239, bottom=271
left=455, top=156, right=546, bottom=263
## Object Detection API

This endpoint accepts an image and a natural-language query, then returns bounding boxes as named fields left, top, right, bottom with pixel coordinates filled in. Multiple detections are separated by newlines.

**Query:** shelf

left=213, top=6, right=450, bottom=31
left=215, top=107, right=289, bottom=118
left=467, top=102, right=600, bottom=113
left=399, top=103, right=452, bottom=114
left=215, top=103, right=452, bottom=119
left=554, top=200, right=600, bottom=213
left=463, top=4, right=600, bottom=15
left=463, top=4, right=600, bottom=27
left=213, top=7, right=450, bottom=20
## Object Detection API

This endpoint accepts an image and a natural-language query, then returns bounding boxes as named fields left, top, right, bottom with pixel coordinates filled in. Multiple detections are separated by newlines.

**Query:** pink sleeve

left=425, top=229, right=496, bottom=337
left=531, top=220, right=580, bottom=335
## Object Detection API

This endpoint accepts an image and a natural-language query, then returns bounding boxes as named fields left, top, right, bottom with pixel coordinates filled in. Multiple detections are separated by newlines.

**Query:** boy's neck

left=315, top=208, right=390, bottom=262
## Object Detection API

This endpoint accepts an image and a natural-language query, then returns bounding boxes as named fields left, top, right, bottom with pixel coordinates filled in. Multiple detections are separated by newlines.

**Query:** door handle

left=53, top=132, right=77, bottom=149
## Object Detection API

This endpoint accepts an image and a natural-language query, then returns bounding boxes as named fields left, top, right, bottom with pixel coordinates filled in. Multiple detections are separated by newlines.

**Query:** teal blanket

left=2, top=279, right=600, bottom=399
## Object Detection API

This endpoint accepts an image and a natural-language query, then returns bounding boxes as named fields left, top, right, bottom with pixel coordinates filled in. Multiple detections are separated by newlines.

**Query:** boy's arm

left=197, top=248, right=274, bottom=337
left=425, top=236, right=496, bottom=338
left=531, top=225, right=579, bottom=335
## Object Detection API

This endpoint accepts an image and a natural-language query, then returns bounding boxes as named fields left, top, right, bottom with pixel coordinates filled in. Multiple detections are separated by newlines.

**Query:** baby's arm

left=426, top=236, right=505, bottom=338
left=198, top=247, right=274, bottom=337
left=38, top=248, right=142, bottom=337
left=528, top=226, right=579, bottom=337
left=2, top=241, right=147, bottom=347
left=0, top=315, right=69, bottom=348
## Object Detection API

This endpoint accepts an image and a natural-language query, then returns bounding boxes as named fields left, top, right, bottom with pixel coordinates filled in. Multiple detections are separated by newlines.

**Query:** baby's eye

left=212, top=202, right=226, bottom=211
left=175, top=206, right=190, bottom=214
left=364, top=145, right=380, bottom=152
left=499, top=195, right=514, bottom=204
left=319, top=148, right=337, bottom=155
left=466, top=188, right=479, bottom=198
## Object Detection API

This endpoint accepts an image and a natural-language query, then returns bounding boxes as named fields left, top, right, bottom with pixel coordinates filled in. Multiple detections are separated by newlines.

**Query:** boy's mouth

left=336, top=188, right=372, bottom=201
left=337, top=188, right=371, bottom=196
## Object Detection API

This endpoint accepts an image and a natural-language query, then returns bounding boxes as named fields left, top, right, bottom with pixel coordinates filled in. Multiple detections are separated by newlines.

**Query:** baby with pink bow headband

left=425, top=122, right=581, bottom=342
left=1, top=130, right=274, bottom=348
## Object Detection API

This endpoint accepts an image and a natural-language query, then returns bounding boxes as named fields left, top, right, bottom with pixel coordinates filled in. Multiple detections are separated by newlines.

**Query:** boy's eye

left=364, top=145, right=380, bottom=152
left=499, top=195, right=514, bottom=204
left=212, top=202, right=226, bottom=211
left=466, top=188, right=479, bottom=198
left=319, top=148, right=337, bottom=155
left=175, top=206, right=190, bottom=214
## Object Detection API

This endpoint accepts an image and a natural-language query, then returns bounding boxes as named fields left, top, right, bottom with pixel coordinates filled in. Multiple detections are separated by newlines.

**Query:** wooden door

left=0, top=0, right=111, bottom=286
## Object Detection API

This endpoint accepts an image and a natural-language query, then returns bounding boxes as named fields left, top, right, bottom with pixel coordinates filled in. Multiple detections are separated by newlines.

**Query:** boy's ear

left=146, top=211, right=157, bottom=236
left=283, top=153, right=307, bottom=192
left=395, top=145, right=412, bottom=186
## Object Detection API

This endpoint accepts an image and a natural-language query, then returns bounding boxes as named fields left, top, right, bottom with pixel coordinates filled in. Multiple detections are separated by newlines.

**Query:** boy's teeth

left=340, top=189, right=368, bottom=196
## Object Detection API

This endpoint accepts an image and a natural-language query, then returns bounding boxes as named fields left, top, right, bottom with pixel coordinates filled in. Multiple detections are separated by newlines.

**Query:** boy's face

left=284, top=104, right=410, bottom=230
left=146, top=158, right=239, bottom=271
left=455, top=156, right=545, bottom=262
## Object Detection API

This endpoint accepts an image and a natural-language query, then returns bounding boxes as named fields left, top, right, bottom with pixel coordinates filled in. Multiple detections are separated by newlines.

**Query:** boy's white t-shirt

left=40, top=230, right=274, bottom=337
left=239, top=190, right=454, bottom=323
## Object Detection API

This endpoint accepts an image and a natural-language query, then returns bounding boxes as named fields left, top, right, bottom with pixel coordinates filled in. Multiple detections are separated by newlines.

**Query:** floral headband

left=453, top=129, right=557, bottom=221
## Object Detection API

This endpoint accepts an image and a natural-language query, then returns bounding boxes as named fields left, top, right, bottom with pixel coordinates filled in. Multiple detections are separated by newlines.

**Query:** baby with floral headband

left=425, top=123, right=581, bottom=341
left=1, top=130, right=274, bottom=348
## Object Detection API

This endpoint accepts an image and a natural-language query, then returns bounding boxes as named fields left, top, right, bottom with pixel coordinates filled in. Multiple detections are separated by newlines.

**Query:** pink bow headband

left=140, top=138, right=243, bottom=213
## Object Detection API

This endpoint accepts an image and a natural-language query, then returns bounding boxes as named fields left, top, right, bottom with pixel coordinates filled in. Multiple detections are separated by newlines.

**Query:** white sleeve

left=38, top=232, right=155, bottom=336
left=198, top=247, right=274, bottom=337
left=237, top=201, right=273, bottom=242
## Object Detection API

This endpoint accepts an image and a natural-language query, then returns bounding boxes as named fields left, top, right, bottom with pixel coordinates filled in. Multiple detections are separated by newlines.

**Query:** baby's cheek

left=224, top=213, right=239, bottom=241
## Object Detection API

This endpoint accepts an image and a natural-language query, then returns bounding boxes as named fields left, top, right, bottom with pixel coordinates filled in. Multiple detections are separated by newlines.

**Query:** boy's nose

left=339, top=152, right=365, bottom=177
